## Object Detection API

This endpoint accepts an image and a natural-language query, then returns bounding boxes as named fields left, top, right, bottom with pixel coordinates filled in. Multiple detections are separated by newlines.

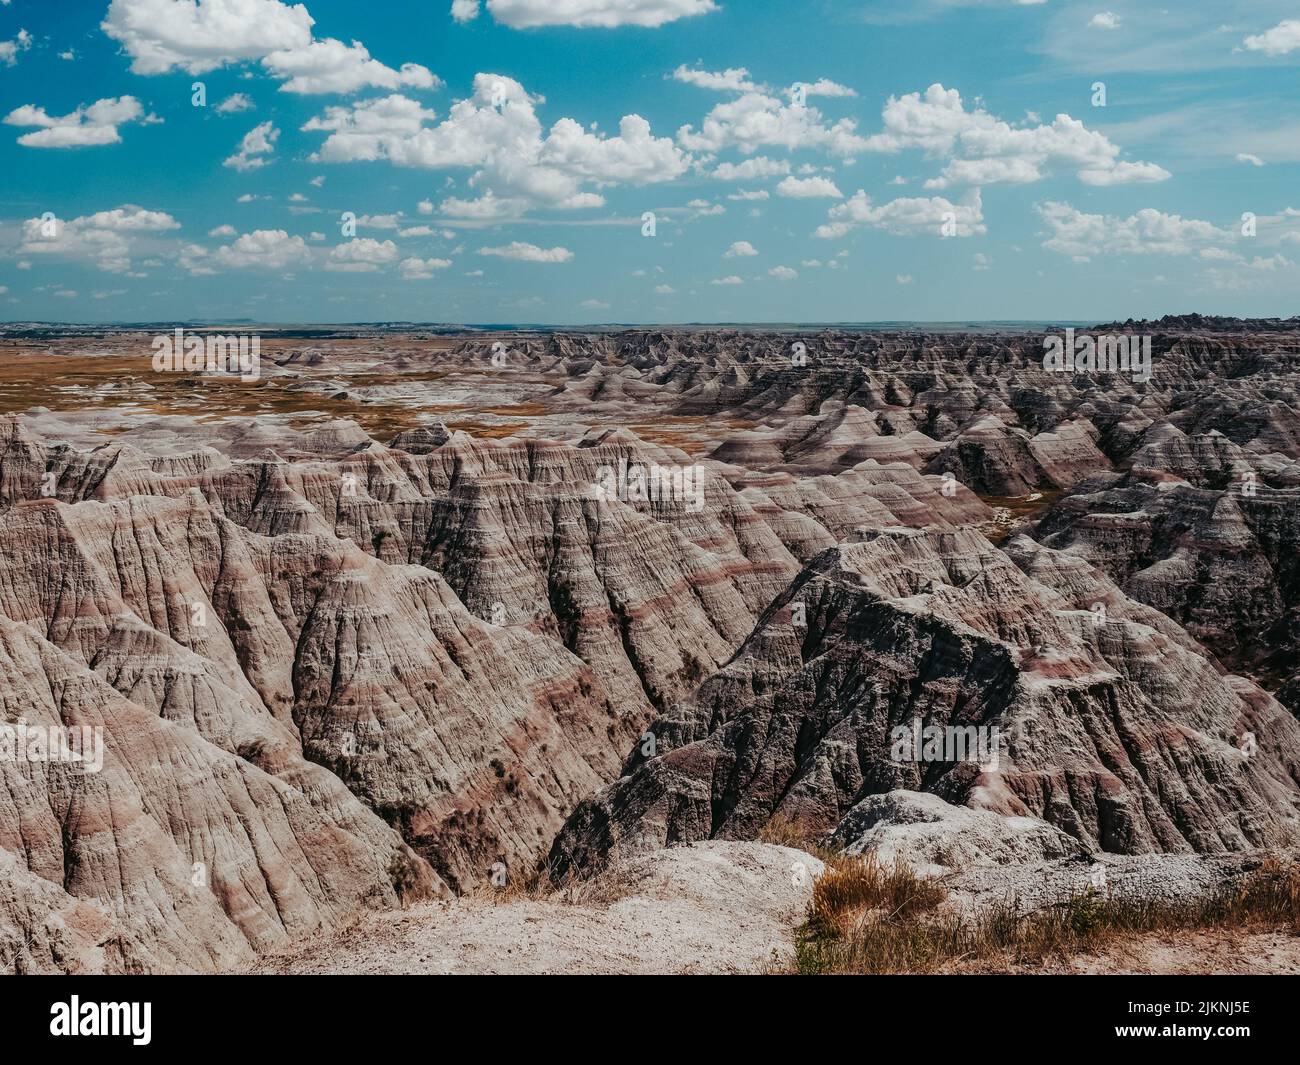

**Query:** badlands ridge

left=0, top=318, right=1297, bottom=973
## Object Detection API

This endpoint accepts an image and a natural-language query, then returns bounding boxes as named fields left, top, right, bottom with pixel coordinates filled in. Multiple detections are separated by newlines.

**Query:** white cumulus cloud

left=327, top=237, right=399, bottom=271
left=0, top=27, right=32, bottom=66
left=263, top=38, right=439, bottom=95
left=469, top=1, right=717, bottom=29
left=776, top=175, right=843, bottom=198
left=19, top=205, right=179, bottom=273
left=1244, top=19, right=1300, bottom=57
left=102, top=0, right=438, bottom=94
left=216, top=93, right=255, bottom=113
left=399, top=256, right=453, bottom=278
left=4, top=96, right=159, bottom=148
left=710, top=156, right=790, bottom=180
left=303, top=75, right=688, bottom=218
left=679, top=91, right=869, bottom=158
left=815, top=189, right=985, bottom=239
left=1035, top=201, right=1232, bottom=259
left=671, top=65, right=761, bottom=93
left=223, top=120, right=279, bottom=170
left=211, top=229, right=313, bottom=270
left=792, top=78, right=856, bottom=99
left=861, top=83, right=1168, bottom=189
left=479, top=241, right=573, bottom=262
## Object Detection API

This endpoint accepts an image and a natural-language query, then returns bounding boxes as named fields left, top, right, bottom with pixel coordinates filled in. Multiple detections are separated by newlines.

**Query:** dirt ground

left=248, top=840, right=1300, bottom=976
left=249, top=841, right=825, bottom=976
left=1017, top=930, right=1300, bottom=975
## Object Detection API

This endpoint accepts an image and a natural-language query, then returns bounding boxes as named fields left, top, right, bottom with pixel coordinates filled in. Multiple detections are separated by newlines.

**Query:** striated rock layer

left=551, top=527, right=1300, bottom=878
left=2, top=320, right=1299, bottom=971
left=0, top=408, right=980, bottom=970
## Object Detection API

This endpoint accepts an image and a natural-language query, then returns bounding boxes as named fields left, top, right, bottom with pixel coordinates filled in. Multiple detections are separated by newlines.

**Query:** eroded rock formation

left=2, top=319, right=1298, bottom=971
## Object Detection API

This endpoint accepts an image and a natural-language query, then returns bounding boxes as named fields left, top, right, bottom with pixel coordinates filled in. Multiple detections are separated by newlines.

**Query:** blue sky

left=1, top=0, right=1299, bottom=324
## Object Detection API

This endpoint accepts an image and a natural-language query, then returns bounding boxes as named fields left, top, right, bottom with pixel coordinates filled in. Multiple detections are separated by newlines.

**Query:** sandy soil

left=249, top=841, right=824, bottom=975
left=951, top=930, right=1300, bottom=975
left=1060, top=930, right=1300, bottom=975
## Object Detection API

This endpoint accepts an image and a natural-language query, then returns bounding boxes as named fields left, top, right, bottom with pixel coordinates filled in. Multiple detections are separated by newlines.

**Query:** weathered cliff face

left=0, top=415, right=985, bottom=721
left=1033, top=478, right=1300, bottom=683
left=0, top=408, right=988, bottom=971
left=924, top=416, right=1112, bottom=495
left=0, top=599, right=439, bottom=974
left=1021, top=376, right=1300, bottom=706
left=551, top=528, right=1300, bottom=879
left=0, top=479, right=644, bottom=900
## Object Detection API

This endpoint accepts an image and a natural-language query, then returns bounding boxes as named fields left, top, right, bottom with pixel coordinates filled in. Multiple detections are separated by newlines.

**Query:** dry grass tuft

left=479, top=859, right=564, bottom=904
left=758, top=814, right=819, bottom=849
left=808, top=855, right=947, bottom=940
left=1222, top=857, right=1300, bottom=932
left=792, top=855, right=1300, bottom=975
